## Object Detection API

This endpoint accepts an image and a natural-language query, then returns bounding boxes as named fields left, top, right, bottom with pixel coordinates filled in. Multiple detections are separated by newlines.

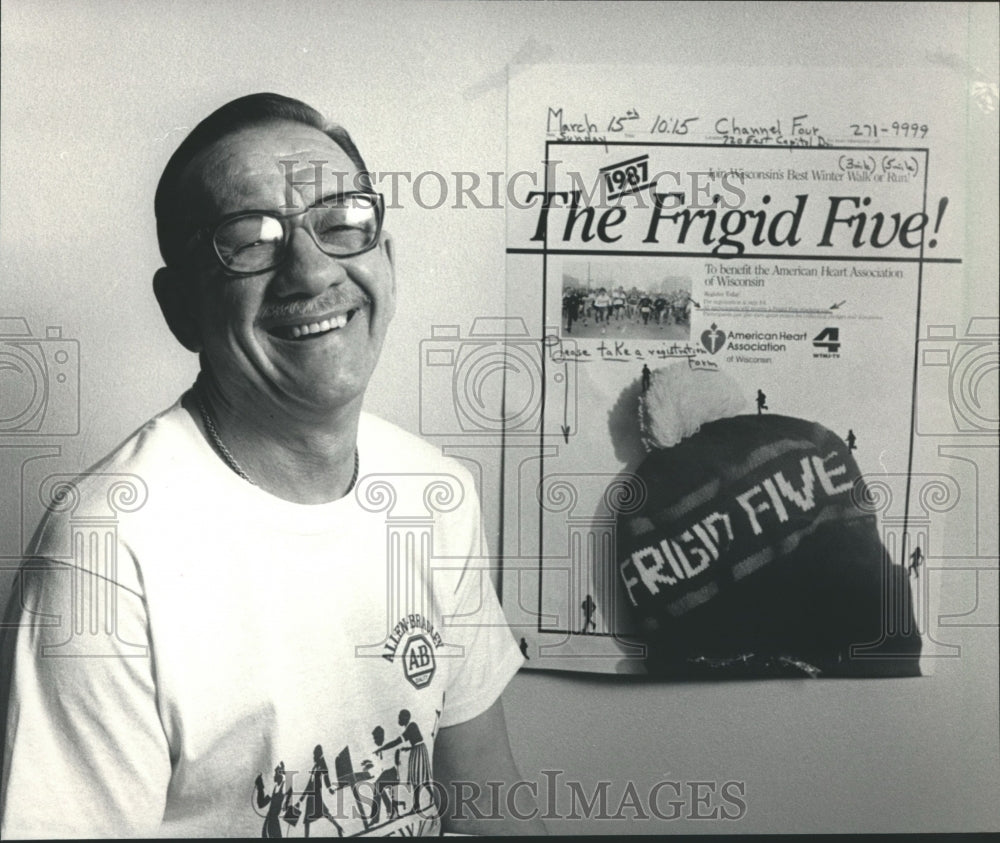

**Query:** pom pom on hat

left=639, top=363, right=749, bottom=450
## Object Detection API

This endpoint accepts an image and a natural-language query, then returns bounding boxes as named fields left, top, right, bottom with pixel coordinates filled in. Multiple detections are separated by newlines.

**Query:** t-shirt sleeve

left=0, top=557, right=171, bottom=839
left=436, top=491, right=523, bottom=730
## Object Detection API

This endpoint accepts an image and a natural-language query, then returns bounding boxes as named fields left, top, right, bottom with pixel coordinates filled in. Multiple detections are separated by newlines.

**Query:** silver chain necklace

left=195, top=389, right=359, bottom=494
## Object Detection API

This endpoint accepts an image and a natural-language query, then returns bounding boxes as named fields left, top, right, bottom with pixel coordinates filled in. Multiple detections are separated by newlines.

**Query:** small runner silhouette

left=296, top=745, right=343, bottom=838
left=581, top=594, right=597, bottom=634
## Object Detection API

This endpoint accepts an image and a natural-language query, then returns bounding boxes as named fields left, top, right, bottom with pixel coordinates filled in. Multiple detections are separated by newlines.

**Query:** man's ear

left=153, top=266, right=202, bottom=352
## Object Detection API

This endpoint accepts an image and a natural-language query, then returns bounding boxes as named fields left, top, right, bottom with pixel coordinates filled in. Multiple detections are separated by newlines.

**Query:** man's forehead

left=180, top=121, right=360, bottom=217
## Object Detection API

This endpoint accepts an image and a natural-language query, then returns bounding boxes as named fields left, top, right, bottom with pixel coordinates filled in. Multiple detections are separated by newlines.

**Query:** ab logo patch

left=382, top=614, right=443, bottom=690
left=402, top=634, right=436, bottom=689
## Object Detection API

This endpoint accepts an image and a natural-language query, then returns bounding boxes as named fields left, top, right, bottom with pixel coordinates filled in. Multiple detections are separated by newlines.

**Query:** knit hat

left=617, top=363, right=921, bottom=678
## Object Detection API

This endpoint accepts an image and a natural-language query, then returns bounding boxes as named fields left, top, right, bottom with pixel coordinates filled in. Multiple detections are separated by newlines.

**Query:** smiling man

left=0, top=94, right=541, bottom=837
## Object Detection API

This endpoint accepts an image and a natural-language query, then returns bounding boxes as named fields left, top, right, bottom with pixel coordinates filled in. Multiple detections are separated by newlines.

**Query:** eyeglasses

left=191, top=192, right=385, bottom=275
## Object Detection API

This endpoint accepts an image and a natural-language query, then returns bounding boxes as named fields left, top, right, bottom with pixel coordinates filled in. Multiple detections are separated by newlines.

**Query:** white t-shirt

left=0, top=399, right=523, bottom=838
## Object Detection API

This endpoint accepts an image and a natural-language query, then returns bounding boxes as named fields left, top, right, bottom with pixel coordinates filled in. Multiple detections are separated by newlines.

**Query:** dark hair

left=154, top=92, right=372, bottom=266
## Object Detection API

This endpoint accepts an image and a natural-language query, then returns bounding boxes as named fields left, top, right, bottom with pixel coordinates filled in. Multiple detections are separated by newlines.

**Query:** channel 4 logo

left=0, top=317, right=80, bottom=435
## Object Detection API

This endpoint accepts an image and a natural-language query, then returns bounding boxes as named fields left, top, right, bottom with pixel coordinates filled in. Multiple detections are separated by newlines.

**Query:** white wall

left=2, top=1, right=997, bottom=833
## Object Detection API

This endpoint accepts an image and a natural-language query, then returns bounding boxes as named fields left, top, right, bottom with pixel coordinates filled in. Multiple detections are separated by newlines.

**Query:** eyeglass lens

left=214, top=194, right=380, bottom=271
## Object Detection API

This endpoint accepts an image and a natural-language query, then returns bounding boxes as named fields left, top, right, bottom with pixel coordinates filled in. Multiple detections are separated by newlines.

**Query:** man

left=638, top=292, right=652, bottom=325
left=0, top=93, right=542, bottom=837
left=592, top=287, right=610, bottom=324
left=653, top=294, right=667, bottom=326
left=610, top=288, right=625, bottom=321
left=626, top=289, right=639, bottom=321
left=562, top=286, right=581, bottom=334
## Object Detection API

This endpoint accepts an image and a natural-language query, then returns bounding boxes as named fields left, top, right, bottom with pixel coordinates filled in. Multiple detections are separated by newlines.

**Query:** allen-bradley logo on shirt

left=382, top=614, right=443, bottom=689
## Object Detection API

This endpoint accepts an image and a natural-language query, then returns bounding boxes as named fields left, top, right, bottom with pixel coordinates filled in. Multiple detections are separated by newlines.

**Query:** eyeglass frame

left=185, top=191, right=386, bottom=276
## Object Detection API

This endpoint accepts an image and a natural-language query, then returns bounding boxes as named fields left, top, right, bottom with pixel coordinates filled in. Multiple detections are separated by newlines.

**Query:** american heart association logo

left=701, top=323, right=727, bottom=354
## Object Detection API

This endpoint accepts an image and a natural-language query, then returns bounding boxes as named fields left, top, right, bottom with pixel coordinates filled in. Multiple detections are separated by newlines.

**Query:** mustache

left=257, top=292, right=372, bottom=323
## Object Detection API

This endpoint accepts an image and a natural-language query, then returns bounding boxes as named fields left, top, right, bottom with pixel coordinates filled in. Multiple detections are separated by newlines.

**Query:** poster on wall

left=501, top=65, right=969, bottom=677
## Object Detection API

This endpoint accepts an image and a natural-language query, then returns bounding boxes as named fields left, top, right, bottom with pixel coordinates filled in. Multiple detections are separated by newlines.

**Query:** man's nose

left=269, top=223, right=347, bottom=298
